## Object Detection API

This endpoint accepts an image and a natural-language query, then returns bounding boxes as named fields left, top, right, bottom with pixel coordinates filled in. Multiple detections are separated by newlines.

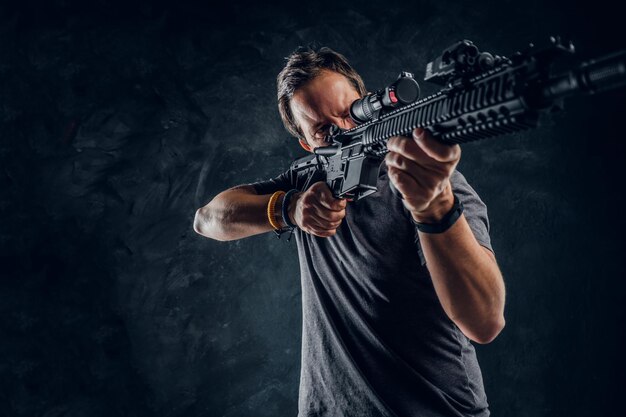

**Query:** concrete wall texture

left=1, top=1, right=624, bottom=416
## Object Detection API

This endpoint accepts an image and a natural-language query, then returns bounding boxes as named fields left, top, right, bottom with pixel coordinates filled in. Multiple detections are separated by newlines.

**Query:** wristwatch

left=412, top=194, right=464, bottom=234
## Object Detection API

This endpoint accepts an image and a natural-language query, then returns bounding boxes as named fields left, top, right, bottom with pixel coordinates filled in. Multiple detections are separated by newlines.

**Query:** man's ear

left=299, top=139, right=312, bottom=153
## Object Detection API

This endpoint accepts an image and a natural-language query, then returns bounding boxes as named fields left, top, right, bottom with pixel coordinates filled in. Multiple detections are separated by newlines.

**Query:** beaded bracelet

left=266, top=191, right=285, bottom=231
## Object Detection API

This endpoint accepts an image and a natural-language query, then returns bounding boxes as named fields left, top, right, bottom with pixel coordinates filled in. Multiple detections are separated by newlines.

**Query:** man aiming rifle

left=194, top=45, right=505, bottom=417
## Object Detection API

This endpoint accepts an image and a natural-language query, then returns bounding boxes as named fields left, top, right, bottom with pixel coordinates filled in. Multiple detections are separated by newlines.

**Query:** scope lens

left=394, top=78, right=420, bottom=104
left=350, top=95, right=375, bottom=124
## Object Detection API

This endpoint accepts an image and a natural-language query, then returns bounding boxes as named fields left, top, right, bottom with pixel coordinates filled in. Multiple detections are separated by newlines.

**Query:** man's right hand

left=288, top=181, right=347, bottom=238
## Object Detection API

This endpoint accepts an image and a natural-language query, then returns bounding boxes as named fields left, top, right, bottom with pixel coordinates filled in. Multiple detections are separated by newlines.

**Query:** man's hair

left=277, top=44, right=367, bottom=139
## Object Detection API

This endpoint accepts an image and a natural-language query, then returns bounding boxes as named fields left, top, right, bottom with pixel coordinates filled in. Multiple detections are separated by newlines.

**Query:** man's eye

left=315, top=125, right=330, bottom=137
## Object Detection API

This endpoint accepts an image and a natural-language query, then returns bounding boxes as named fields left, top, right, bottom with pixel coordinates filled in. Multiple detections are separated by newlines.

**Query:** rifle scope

left=350, top=72, right=420, bottom=124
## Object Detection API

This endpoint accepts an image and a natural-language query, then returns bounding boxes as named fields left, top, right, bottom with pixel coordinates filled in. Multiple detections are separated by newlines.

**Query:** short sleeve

left=450, top=170, right=493, bottom=253
left=248, top=169, right=295, bottom=195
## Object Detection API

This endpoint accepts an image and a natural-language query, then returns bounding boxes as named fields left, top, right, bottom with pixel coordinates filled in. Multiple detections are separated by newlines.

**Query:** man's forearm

left=419, top=214, right=506, bottom=344
left=193, top=186, right=274, bottom=241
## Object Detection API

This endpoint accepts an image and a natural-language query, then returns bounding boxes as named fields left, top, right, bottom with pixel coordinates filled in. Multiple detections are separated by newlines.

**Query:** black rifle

left=289, top=37, right=626, bottom=201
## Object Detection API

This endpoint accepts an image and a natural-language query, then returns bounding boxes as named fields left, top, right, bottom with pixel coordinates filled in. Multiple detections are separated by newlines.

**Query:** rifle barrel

left=542, top=49, right=626, bottom=100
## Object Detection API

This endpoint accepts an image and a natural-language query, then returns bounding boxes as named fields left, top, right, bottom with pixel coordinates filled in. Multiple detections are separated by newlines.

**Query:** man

left=194, top=46, right=506, bottom=417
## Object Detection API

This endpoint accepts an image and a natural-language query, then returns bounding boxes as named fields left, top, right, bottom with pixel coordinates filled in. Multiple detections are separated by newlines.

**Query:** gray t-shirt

left=252, top=162, right=492, bottom=417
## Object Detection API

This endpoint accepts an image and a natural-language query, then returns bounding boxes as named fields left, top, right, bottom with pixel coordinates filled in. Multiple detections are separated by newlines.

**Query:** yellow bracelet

left=267, top=191, right=286, bottom=230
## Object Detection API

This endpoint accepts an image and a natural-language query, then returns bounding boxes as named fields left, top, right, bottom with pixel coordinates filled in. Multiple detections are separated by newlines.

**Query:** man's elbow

left=193, top=208, right=209, bottom=236
left=470, top=315, right=506, bottom=345
left=193, top=207, right=226, bottom=241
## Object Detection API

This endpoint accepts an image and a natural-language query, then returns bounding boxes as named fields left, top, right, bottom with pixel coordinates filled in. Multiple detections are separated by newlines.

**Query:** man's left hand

left=385, top=127, right=461, bottom=224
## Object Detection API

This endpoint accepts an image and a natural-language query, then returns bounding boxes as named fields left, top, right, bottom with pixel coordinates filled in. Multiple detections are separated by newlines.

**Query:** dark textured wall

left=1, top=1, right=625, bottom=416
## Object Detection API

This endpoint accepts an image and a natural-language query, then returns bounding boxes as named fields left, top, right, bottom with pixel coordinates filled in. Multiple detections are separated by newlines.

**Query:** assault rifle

left=289, top=37, right=626, bottom=201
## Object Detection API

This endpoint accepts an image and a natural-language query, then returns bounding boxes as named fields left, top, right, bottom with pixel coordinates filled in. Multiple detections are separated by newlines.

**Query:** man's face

left=290, top=69, right=361, bottom=150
